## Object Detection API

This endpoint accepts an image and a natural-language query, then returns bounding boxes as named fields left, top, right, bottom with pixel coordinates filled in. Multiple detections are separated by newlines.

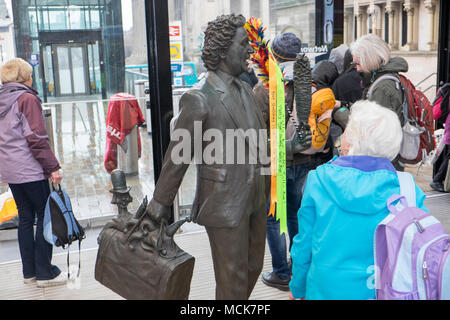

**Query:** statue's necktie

left=232, top=78, right=257, bottom=129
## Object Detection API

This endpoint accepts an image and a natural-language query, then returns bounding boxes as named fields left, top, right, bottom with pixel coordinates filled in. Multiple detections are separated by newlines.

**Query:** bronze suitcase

left=94, top=209, right=195, bottom=300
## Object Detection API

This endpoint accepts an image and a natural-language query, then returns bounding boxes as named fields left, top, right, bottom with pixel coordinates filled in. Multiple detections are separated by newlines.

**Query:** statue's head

left=201, top=14, right=252, bottom=76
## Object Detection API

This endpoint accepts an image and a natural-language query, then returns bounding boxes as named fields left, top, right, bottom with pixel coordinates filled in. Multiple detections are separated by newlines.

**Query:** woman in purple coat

left=0, top=58, right=66, bottom=287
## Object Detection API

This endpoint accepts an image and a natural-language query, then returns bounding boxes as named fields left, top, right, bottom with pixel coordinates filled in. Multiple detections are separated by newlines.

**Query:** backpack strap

left=397, top=171, right=416, bottom=207
left=367, top=74, right=401, bottom=100
left=61, top=190, right=82, bottom=236
left=50, top=191, right=75, bottom=239
left=368, top=74, right=413, bottom=125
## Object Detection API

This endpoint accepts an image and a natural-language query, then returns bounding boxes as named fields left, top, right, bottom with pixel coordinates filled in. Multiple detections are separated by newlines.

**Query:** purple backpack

left=374, top=172, right=450, bottom=300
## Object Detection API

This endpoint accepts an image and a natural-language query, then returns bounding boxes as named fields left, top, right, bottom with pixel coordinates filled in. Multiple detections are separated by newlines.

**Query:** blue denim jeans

left=9, top=180, right=61, bottom=281
left=266, top=162, right=312, bottom=280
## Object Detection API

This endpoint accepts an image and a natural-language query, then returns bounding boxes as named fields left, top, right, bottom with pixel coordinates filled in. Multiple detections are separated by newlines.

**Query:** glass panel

left=71, top=46, right=87, bottom=94
left=57, top=46, right=72, bottom=95
left=5, top=0, right=154, bottom=233
left=28, top=9, right=38, bottom=37
left=68, top=5, right=86, bottom=29
left=90, top=9, right=100, bottom=28
left=43, top=45, right=55, bottom=97
left=49, top=9, right=68, bottom=30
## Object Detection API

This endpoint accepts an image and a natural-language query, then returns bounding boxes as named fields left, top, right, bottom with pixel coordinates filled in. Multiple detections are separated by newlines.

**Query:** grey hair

left=350, top=34, right=391, bottom=72
left=344, top=100, right=402, bottom=161
left=0, top=58, right=33, bottom=84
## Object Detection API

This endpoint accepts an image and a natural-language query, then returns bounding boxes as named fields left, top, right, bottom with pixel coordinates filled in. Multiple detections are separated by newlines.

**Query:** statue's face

left=111, top=192, right=133, bottom=208
left=219, top=27, right=253, bottom=77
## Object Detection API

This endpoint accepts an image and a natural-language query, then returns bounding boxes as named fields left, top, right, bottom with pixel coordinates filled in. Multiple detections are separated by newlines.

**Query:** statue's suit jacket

left=152, top=71, right=269, bottom=228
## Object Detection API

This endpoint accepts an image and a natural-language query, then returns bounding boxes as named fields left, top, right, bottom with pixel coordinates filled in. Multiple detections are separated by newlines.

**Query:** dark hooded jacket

left=332, top=57, right=409, bottom=130
left=363, top=56, right=409, bottom=125
left=312, top=60, right=339, bottom=90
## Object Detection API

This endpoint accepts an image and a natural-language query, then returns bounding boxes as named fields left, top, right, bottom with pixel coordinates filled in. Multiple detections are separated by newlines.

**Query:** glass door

left=54, top=44, right=89, bottom=97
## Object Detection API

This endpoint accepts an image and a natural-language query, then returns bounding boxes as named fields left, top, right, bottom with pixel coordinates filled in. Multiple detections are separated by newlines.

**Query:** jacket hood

left=0, top=82, right=38, bottom=118
left=328, top=44, right=349, bottom=74
left=314, top=156, right=400, bottom=215
left=377, top=56, right=409, bottom=74
left=312, top=60, right=339, bottom=90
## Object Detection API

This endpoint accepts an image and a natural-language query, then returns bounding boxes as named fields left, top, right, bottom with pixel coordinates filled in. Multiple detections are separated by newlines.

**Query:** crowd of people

left=251, top=32, right=448, bottom=299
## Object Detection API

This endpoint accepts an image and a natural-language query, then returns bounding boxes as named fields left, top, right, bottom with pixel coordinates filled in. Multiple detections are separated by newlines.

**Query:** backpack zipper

left=438, top=239, right=450, bottom=299
left=422, top=260, right=433, bottom=300
left=421, top=236, right=449, bottom=300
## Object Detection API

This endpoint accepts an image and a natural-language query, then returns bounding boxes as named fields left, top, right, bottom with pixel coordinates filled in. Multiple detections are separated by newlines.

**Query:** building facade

left=344, top=0, right=439, bottom=99
left=171, top=0, right=344, bottom=71
left=0, top=0, right=15, bottom=64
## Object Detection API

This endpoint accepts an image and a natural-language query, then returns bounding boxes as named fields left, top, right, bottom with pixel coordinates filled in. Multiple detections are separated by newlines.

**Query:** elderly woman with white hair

left=332, top=34, right=408, bottom=170
left=0, top=58, right=66, bottom=287
left=289, top=101, right=428, bottom=300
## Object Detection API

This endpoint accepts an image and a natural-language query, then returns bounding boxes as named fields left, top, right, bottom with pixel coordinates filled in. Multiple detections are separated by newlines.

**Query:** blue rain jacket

left=289, top=155, right=428, bottom=300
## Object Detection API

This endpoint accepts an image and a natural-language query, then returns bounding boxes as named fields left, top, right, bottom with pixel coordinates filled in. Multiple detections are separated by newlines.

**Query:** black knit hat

left=271, top=32, right=302, bottom=62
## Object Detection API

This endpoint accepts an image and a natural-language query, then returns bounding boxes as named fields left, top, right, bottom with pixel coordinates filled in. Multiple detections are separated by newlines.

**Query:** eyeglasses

left=350, top=62, right=361, bottom=67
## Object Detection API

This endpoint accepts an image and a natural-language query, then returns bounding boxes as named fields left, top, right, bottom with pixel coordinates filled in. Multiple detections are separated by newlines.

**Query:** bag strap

left=50, top=191, right=74, bottom=239
left=367, top=74, right=401, bottom=100
left=368, top=74, right=414, bottom=125
left=397, top=171, right=416, bottom=207
left=66, top=240, right=82, bottom=281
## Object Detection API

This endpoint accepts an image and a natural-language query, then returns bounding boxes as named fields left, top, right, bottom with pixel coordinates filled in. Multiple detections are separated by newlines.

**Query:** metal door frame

left=52, top=43, right=90, bottom=97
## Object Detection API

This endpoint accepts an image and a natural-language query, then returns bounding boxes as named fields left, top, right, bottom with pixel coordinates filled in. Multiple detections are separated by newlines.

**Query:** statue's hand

left=145, top=198, right=171, bottom=224
left=292, top=124, right=312, bottom=153
left=286, top=127, right=312, bottom=160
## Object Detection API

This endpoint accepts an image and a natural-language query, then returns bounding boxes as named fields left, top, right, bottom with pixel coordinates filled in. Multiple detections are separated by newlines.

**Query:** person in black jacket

left=329, top=49, right=364, bottom=155
left=332, top=49, right=364, bottom=106
left=310, top=59, right=340, bottom=166
left=240, top=63, right=259, bottom=88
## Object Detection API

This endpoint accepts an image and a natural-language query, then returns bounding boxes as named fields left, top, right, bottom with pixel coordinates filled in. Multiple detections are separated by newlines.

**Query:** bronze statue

left=109, top=169, right=133, bottom=216
left=145, top=14, right=270, bottom=300
left=95, top=169, right=195, bottom=300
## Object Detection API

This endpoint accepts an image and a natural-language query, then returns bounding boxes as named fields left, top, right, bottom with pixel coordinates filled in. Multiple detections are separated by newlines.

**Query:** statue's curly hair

left=201, top=14, right=246, bottom=71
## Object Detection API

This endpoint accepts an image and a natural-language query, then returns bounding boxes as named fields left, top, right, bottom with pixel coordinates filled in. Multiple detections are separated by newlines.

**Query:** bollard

left=117, top=125, right=139, bottom=176
left=43, top=108, right=55, bottom=153
left=134, top=80, right=148, bottom=125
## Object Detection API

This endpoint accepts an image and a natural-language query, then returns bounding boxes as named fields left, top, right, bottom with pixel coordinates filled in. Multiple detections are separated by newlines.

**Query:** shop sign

left=170, top=42, right=183, bottom=62
left=171, top=63, right=183, bottom=72
left=169, top=21, right=182, bottom=41
left=29, top=53, right=39, bottom=67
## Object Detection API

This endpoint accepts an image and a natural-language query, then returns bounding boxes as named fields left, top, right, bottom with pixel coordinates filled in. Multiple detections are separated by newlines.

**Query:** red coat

left=104, top=93, right=146, bottom=173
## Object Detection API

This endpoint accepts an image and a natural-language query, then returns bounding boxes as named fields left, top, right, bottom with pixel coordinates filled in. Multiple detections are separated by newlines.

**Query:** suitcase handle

left=156, top=217, right=191, bottom=256
left=123, top=196, right=191, bottom=256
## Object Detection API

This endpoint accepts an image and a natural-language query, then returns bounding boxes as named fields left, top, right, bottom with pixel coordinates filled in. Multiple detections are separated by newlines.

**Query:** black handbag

left=94, top=198, right=195, bottom=300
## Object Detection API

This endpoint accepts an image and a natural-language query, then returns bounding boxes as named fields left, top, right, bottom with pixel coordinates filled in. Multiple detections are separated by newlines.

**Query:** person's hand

left=289, top=291, right=305, bottom=300
left=335, top=100, right=342, bottom=109
left=318, top=109, right=333, bottom=123
left=50, top=170, right=62, bottom=184
left=145, top=198, right=171, bottom=224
